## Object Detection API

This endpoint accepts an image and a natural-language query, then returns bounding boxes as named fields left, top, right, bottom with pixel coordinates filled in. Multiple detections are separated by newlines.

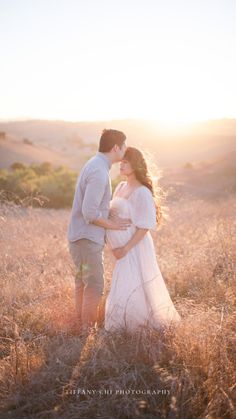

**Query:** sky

left=0, top=0, right=236, bottom=125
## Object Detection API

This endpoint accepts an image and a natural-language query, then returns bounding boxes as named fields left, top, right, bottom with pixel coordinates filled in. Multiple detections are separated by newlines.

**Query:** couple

left=67, top=129, right=181, bottom=334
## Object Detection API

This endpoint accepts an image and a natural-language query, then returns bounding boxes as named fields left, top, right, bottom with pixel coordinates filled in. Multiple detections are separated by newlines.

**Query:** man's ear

left=112, top=144, right=119, bottom=152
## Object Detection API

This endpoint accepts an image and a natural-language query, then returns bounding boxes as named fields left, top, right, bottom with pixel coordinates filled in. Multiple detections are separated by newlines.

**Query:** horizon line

left=0, top=116, right=236, bottom=125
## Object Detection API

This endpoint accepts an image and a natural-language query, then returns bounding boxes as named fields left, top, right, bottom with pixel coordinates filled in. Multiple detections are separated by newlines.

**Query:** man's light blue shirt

left=67, top=152, right=112, bottom=245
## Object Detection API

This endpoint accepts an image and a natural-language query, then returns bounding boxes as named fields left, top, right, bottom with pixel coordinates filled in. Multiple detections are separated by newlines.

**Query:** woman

left=105, top=147, right=181, bottom=333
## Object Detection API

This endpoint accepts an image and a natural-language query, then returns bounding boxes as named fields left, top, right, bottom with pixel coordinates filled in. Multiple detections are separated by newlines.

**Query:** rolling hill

left=0, top=118, right=236, bottom=168
left=0, top=118, right=235, bottom=200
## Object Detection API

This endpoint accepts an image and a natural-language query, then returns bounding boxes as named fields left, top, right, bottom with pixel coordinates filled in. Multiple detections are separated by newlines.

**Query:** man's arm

left=93, top=216, right=131, bottom=230
left=82, top=169, right=131, bottom=230
left=81, top=169, right=106, bottom=223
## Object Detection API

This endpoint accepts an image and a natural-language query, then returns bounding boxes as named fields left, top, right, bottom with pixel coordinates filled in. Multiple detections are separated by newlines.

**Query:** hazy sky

left=1, top=0, right=236, bottom=124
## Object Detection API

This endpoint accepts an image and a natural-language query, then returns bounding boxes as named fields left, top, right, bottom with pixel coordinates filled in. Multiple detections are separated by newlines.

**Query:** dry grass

left=0, top=196, right=236, bottom=418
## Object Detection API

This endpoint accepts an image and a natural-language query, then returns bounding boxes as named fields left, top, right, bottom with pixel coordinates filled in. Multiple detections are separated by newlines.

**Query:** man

left=67, top=129, right=130, bottom=333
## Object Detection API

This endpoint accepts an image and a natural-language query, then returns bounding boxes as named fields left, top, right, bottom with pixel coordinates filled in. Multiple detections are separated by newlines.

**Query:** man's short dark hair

left=99, top=129, right=126, bottom=152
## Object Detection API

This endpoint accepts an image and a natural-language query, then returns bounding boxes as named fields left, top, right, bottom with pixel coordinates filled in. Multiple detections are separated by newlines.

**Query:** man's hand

left=109, top=208, right=119, bottom=219
left=92, top=215, right=131, bottom=230
left=108, top=208, right=132, bottom=230
left=112, top=245, right=128, bottom=259
left=110, top=217, right=132, bottom=230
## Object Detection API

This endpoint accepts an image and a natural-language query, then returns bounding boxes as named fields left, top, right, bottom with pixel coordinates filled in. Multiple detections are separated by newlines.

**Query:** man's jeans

left=69, top=238, right=104, bottom=328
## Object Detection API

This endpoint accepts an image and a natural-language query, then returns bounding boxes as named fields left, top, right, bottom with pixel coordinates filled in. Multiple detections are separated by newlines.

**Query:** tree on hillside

left=23, top=138, right=33, bottom=145
left=11, top=162, right=26, bottom=171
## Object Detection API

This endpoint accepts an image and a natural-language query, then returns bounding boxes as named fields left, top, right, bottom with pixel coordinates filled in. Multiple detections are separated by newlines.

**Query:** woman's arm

left=112, top=228, right=148, bottom=259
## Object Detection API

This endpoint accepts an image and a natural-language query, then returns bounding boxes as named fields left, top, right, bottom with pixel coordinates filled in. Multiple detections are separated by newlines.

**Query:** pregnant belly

left=106, top=224, right=136, bottom=249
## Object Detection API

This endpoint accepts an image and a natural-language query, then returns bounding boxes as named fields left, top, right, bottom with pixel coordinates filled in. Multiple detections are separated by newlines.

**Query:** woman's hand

left=112, top=228, right=148, bottom=258
left=112, top=245, right=128, bottom=260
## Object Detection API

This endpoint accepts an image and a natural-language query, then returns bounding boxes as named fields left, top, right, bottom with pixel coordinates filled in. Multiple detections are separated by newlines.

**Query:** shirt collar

left=96, top=152, right=112, bottom=170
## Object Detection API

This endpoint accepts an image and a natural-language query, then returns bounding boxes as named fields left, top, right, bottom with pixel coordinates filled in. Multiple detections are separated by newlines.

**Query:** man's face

left=116, top=141, right=127, bottom=161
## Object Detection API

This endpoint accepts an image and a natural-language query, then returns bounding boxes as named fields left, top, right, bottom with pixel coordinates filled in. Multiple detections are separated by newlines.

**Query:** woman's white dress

left=105, top=183, right=181, bottom=332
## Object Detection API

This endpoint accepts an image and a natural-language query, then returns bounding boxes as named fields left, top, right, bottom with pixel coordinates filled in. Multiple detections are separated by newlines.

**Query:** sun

left=140, top=96, right=217, bottom=132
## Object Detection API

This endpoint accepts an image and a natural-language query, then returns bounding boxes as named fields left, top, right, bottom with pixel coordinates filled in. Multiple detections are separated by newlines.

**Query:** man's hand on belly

left=93, top=216, right=131, bottom=230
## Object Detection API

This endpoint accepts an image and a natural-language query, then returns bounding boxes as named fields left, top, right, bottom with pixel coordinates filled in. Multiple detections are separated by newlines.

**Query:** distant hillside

left=1, top=118, right=236, bottom=141
left=0, top=118, right=235, bottom=171
left=161, top=150, right=236, bottom=201
left=0, top=134, right=88, bottom=171
left=0, top=131, right=235, bottom=203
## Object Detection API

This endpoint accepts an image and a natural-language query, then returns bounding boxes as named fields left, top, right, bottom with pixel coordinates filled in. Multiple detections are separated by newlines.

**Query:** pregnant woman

left=105, top=147, right=181, bottom=333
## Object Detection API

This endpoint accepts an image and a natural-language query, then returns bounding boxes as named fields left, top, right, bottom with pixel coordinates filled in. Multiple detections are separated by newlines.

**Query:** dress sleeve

left=130, top=186, right=157, bottom=230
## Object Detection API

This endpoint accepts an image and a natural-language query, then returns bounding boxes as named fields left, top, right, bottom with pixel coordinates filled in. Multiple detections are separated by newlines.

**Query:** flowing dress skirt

left=105, top=196, right=181, bottom=332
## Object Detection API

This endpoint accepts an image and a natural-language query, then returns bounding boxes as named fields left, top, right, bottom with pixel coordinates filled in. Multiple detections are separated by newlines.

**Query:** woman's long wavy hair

left=123, top=147, right=167, bottom=225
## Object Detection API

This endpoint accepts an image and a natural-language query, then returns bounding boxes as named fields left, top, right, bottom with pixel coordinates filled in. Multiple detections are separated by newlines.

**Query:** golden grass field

left=0, top=196, right=236, bottom=418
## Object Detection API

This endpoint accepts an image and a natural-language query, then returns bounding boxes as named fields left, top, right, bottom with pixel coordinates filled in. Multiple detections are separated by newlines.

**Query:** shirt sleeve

left=82, top=168, right=108, bottom=224
left=130, top=186, right=157, bottom=230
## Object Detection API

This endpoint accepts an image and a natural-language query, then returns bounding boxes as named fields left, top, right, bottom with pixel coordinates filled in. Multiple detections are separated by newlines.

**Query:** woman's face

left=119, top=159, right=134, bottom=176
